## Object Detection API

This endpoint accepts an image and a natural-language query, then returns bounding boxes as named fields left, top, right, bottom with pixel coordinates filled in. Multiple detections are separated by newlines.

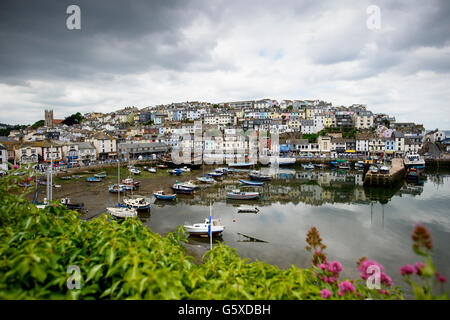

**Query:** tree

left=30, top=120, right=45, bottom=129
left=63, top=112, right=85, bottom=126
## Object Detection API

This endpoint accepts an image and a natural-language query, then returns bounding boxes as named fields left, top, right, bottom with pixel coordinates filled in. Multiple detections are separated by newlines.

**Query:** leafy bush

left=0, top=168, right=447, bottom=300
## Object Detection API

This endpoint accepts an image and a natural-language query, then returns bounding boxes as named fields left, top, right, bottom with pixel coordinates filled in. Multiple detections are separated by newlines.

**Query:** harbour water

left=40, top=166, right=450, bottom=292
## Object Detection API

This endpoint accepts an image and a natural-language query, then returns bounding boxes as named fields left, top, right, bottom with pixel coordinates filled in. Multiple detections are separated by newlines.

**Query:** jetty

left=363, top=158, right=405, bottom=187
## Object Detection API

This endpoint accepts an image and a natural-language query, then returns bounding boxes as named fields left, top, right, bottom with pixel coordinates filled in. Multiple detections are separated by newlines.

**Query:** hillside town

left=0, top=99, right=449, bottom=171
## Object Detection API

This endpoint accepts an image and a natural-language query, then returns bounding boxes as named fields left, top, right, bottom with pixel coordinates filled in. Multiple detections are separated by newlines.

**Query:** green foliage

left=0, top=169, right=445, bottom=300
left=30, top=120, right=45, bottom=130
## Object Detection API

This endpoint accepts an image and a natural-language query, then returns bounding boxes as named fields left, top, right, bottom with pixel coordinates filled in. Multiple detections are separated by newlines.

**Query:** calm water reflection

left=144, top=168, right=450, bottom=291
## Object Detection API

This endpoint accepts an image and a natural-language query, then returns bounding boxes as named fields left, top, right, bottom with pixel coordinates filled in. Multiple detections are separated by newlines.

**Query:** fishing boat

left=237, top=206, right=260, bottom=213
left=302, top=163, right=315, bottom=170
left=369, top=165, right=379, bottom=174
left=121, top=197, right=151, bottom=211
left=121, top=184, right=136, bottom=191
left=248, top=171, right=272, bottom=181
left=121, top=178, right=140, bottom=187
left=171, top=183, right=195, bottom=194
left=153, top=190, right=177, bottom=200
left=184, top=218, right=225, bottom=237
left=379, top=165, right=390, bottom=174
left=226, top=189, right=260, bottom=200
left=404, top=153, right=425, bottom=171
left=405, top=168, right=420, bottom=181
left=148, top=167, right=157, bottom=173
left=129, top=168, right=141, bottom=175
left=86, top=177, right=102, bottom=182
left=238, top=179, right=264, bottom=186
left=109, top=184, right=125, bottom=193
left=107, top=207, right=137, bottom=219
left=197, top=176, right=216, bottom=184
left=94, top=172, right=107, bottom=178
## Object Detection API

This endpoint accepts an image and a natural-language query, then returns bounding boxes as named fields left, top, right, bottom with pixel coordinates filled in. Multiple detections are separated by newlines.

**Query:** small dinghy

left=379, top=165, right=390, bottom=174
left=148, top=167, right=157, bottom=173
left=197, top=176, right=216, bottom=184
left=153, top=190, right=177, bottom=200
left=60, top=176, right=72, bottom=180
left=109, top=184, right=125, bottom=193
left=184, top=218, right=225, bottom=237
left=238, top=179, right=264, bottom=186
left=168, top=169, right=183, bottom=176
left=122, top=178, right=140, bottom=187
left=94, top=172, right=107, bottom=178
left=237, top=206, right=260, bottom=213
left=129, top=168, right=141, bottom=175
left=86, top=177, right=102, bottom=182
left=107, top=207, right=137, bottom=219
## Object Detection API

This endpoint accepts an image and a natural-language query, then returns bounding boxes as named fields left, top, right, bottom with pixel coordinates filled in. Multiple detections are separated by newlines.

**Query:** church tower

left=44, top=109, right=54, bottom=127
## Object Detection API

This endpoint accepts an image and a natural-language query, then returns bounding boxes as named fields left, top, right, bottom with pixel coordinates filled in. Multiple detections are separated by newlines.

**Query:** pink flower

left=414, top=262, right=425, bottom=275
left=338, top=281, right=355, bottom=296
left=380, top=272, right=392, bottom=286
left=435, top=272, right=447, bottom=283
left=320, top=289, right=332, bottom=299
left=328, top=261, right=343, bottom=274
left=400, top=264, right=415, bottom=276
left=358, top=259, right=385, bottom=281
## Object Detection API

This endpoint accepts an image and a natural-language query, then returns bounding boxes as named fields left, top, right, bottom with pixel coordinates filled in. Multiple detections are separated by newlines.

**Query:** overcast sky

left=0, top=0, right=449, bottom=129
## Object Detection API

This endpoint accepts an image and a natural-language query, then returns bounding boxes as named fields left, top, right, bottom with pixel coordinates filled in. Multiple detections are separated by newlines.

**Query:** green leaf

left=86, top=264, right=103, bottom=283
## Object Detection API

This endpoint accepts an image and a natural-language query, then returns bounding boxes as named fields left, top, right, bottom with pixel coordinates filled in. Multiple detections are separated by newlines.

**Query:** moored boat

left=148, top=167, right=157, bottom=173
left=129, top=168, right=141, bottom=175
left=109, top=184, right=125, bottom=193
left=121, top=178, right=140, bottom=187
left=94, top=172, right=107, bottom=178
left=238, top=179, right=264, bottom=186
left=197, top=176, right=216, bottom=184
left=153, top=190, right=177, bottom=200
left=107, top=207, right=137, bottom=219
left=248, top=171, right=272, bottom=181
left=404, top=153, right=425, bottom=171
left=171, top=183, right=195, bottom=194
left=237, top=206, right=260, bottom=213
left=86, top=177, right=102, bottom=182
left=226, top=189, right=260, bottom=200
left=121, top=197, right=151, bottom=211
left=184, top=218, right=225, bottom=237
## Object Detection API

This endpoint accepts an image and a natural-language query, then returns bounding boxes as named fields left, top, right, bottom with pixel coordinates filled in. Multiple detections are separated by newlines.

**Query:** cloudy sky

left=0, top=0, right=449, bottom=129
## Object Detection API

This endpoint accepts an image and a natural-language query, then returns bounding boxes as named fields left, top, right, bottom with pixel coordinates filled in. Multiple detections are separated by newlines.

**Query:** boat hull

left=238, top=179, right=264, bottom=186
left=226, top=193, right=260, bottom=200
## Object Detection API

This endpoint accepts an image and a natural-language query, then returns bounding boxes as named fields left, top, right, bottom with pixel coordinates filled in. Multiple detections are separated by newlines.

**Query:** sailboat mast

left=117, top=159, right=120, bottom=205
left=209, top=202, right=212, bottom=251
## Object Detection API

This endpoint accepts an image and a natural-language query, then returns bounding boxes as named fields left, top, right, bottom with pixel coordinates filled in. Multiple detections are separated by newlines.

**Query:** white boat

left=179, top=166, right=191, bottom=172
left=226, top=189, right=260, bottom=200
left=107, top=207, right=137, bottom=218
left=404, top=153, right=425, bottom=170
left=147, top=167, right=157, bottom=173
left=302, top=163, right=315, bottom=170
left=129, top=168, right=141, bottom=175
left=180, top=180, right=199, bottom=189
left=122, top=197, right=151, bottom=211
left=197, top=176, right=216, bottom=184
left=379, top=165, right=390, bottom=174
left=184, top=218, right=225, bottom=237
left=369, top=165, right=379, bottom=173
left=269, top=157, right=296, bottom=166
